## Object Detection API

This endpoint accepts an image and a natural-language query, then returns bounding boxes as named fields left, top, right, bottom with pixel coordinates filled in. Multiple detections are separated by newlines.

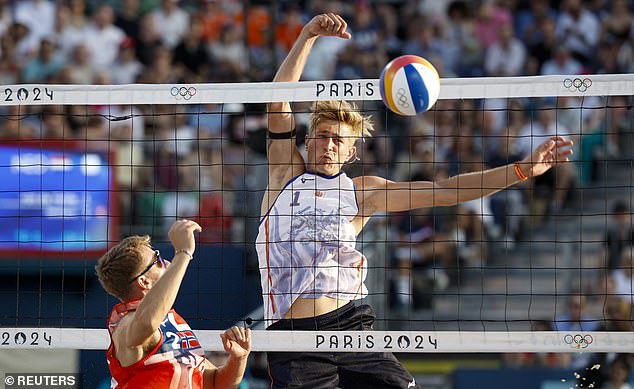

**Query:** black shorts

left=266, top=303, right=421, bottom=389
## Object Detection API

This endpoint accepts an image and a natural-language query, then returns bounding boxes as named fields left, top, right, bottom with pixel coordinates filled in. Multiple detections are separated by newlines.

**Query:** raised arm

left=265, top=14, right=351, bottom=213
left=124, top=220, right=201, bottom=347
left=359, top=137, right=573, bottom=214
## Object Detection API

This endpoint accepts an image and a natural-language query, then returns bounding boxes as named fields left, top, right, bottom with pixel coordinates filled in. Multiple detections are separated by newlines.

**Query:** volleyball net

left=0, top=74, right=633, bottom=353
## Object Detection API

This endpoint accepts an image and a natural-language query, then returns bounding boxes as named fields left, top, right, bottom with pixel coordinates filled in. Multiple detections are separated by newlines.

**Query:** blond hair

left=310, top=101, right=374, bottom=141
left=95, top=235, right=151, bottom=301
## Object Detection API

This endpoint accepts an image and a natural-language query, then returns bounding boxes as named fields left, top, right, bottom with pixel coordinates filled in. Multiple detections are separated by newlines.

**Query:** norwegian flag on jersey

left=158, top=312, right=204, bottom=361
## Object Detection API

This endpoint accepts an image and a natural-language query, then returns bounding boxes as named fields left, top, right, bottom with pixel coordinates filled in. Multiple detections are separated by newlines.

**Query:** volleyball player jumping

left=257, top=13, right=573, bottom=389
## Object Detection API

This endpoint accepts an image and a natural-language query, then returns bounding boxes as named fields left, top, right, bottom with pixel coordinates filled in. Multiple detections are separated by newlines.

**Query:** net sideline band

left=257, top=12, right=573, bottom=389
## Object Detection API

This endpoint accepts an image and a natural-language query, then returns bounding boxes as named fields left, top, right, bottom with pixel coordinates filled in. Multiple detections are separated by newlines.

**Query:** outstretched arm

left=203, top=326, right=251, bottom=389
left=359, top=137, right=573, bottom=214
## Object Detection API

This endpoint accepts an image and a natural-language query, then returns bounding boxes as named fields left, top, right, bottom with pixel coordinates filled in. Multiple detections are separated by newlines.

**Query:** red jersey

left=106, top=300, right=206, bottom=389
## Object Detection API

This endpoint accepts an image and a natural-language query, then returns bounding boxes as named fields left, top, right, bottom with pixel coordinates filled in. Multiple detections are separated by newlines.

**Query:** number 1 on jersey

left=290, top=191, right=300, bottom=206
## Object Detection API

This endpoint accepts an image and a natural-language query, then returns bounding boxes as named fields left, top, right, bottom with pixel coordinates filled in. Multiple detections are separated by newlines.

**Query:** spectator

left=84, top=4, right=126, bottom=71
left=445, top=0, right=482, bottom=76
left=600, top=0, right=632, bottom=46
left=64, top=44, right=98, bottom=84
left=67, top=0, right=88, bottom=28
left=556, top=0, right=600, bottom=66
left=111, top=37, right=144, bottom=84
left=172, top=19, right=210, bottom=82
left=244, top=4, right=271, bottom=50
left=602, top=356, right=633, bottom=389
left=140, top=45, right=177, bottom=84
left=151, top=0, right=190, bottom=49
left=484, top=25, right=526, bottom=76
left=474, top=0, right=512, bottom=49
left=612, top=246, right=634, bottom=306
left=207, top=23, right=249, bottom=78
left=135, top=13, right=163, bottom=67
left=402, top=21, right=446, bottom=69
left=15, top=0, right=56, bottom=56
left=0, top=34, right=20, bottom=84
left=52, top=4, right=88, bottom=60
left=540, top=45, right=582, bottom=75
left=21, top=38, right=65, bottom=83
left=515, top=0, right=558, bottom=46
left=0, top=0, right=10, bottom=37
left=274, top=4, right=305, bottom=59
left=526, top=17, right=559, bottom=75
left=375, top=3, right=402, bottom=58
left=553, top=292, right=600, bottom=331
left=604, top=200, right=633, bottom=272
left=197, top=0, right=239, bottom=44
left=115, top=0, right=142, bottom=43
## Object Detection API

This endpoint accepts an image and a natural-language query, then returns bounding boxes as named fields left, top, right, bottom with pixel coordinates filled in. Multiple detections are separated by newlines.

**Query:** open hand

left=305, top=13, right=351, bottom=39
left=522, top=136, right=574, bottom=177
left=220, top=326, right=251, bottom=360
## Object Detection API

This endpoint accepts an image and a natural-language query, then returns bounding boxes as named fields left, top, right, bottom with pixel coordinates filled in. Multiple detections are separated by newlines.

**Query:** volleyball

left=379, top=55, right=440, bottom=116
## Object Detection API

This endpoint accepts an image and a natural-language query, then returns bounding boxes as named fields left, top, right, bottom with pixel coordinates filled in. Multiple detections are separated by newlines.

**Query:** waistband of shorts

left=266, top=301, right=357, bottom=331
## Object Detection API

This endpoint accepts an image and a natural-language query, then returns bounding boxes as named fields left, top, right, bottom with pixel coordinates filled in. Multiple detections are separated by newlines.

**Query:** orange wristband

left=514, top=163, right=528, bottom=181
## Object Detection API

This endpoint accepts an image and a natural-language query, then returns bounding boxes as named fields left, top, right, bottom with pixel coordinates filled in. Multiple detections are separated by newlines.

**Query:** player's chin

left=319, top=162, right=340, bottom=174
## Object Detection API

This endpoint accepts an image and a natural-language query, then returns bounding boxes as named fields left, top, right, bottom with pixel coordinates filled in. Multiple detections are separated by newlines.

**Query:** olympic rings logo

left=563, top=78, right=592, bottom=92
left=171, top=86, right=197, bottom=100
left=396, top=88, right=410, bottom=108
left=563, top=334, right=593, bottom=349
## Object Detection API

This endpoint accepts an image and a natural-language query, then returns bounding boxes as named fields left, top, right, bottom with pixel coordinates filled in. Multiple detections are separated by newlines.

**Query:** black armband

left=268, top=128, right=297, bottom=139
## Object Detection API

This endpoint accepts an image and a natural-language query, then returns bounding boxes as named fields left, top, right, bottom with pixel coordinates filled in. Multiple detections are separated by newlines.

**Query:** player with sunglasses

left=96, top=219, right=251, bottom=389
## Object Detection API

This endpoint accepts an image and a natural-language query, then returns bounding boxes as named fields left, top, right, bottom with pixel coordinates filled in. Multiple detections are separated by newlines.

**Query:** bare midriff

left=283, top=296, right=351, bottom=319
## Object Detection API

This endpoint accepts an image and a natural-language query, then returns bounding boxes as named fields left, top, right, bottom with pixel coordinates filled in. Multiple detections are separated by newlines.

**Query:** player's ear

left=347, top=146, right=357, bottom=163
left=138, top=275, right=152, bottom=293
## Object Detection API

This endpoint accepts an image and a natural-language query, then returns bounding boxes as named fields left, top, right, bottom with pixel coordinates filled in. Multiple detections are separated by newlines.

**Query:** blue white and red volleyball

left=379, top=55, right=440, bottom=116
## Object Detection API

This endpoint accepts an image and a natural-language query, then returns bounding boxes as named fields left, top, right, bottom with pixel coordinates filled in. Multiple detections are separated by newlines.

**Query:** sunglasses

left=129, top=250, right=167, bottom=284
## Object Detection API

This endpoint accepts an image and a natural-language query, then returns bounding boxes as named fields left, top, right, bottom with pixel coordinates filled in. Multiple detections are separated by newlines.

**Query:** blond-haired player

left=257, top=13, right=573, bottom=389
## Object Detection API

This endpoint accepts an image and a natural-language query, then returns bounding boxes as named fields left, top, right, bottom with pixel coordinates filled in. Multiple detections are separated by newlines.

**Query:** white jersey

left=256, top=171, right=368, bottom=325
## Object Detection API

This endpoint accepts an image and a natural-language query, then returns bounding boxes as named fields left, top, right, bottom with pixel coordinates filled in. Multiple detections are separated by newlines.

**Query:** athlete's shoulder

left=352, top=175, right=389, bottom=191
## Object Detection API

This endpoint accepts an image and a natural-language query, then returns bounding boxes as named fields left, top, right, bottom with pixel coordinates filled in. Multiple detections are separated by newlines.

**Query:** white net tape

left=1, top=329, right=632, bottom=353
left=0, top=74, right=631, bottom=106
